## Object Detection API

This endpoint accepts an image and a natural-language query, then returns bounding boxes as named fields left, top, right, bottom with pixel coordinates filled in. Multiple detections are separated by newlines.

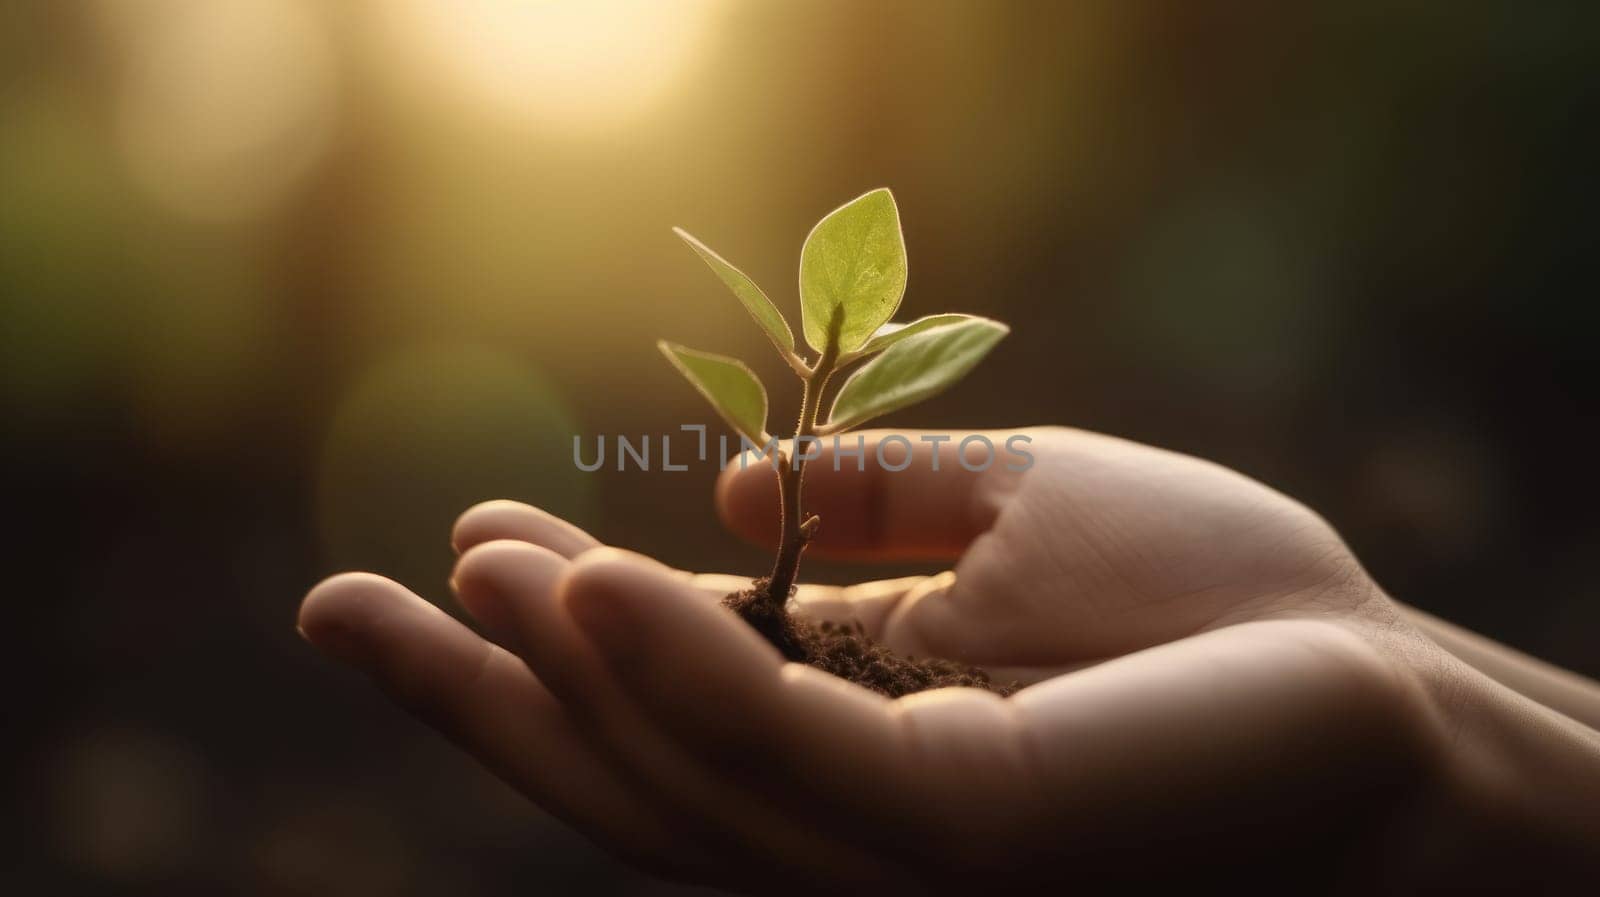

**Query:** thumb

left=714, top=429, right=1032, bottom=562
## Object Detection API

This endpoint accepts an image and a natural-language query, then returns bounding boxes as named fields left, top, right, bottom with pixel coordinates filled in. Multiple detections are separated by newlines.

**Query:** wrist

left=1398, top=602, right=1600, bottom=729
left=1408, top=648, right=1600, bottom=887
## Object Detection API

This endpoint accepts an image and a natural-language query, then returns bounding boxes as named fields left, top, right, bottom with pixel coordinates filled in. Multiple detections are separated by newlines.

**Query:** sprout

left=660, top=188, right=1008, bottom=609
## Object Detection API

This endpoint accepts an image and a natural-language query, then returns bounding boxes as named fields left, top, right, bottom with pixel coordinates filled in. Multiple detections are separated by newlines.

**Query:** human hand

left=298, top=427, right=1600, bottom=892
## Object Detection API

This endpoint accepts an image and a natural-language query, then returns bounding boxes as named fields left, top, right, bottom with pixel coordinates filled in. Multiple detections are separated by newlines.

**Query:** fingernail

left=303, top=619, right=374, bottom=666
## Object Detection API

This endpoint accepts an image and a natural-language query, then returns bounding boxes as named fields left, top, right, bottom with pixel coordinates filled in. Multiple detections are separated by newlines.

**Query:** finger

left=450, top=541, right=568, bottom=656
left=456, top=543, right=907, bottom=888
left=563, top=552, right=1019, bottom=872
left=715, top=429, right=1026, bottom=561
left=296, top=573, right=694, bottom=872
left=565, top=554, right=903, bottom=788
left=450, top=497, right=917, bottom=642
left=452, top=500, right=601, bottom=558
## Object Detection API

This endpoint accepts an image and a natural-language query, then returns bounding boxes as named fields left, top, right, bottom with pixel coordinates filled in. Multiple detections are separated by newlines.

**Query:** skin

left=298, top=427, right=1600, bottom=893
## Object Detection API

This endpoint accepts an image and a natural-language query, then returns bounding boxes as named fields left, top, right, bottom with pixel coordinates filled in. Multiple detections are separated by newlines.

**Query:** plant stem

left=766, top=339, right=838, bottom=605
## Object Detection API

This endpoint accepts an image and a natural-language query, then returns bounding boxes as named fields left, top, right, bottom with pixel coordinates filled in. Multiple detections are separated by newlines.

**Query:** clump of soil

left=724, top=579, right=1018, bottom=698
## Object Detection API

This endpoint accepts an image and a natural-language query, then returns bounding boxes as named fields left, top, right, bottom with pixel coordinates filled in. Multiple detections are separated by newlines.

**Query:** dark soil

left=724, top=579, right=1019, bottom=698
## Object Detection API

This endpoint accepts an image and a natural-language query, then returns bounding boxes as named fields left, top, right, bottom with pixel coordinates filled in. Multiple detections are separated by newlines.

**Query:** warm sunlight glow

left=384, top=0, right=720, bottom=131
left=98, top=0, right=335, bottom=221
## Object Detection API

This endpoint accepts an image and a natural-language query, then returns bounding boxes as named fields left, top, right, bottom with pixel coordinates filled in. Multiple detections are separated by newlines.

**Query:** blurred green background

left=6, top=1, right=1596, bottom=893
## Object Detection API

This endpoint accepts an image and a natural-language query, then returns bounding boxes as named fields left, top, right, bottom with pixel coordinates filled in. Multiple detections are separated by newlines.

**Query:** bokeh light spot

left=0, top=85, right=130, bottom=411
left=378, top=0, right=720, bottom=133
left=1121, top=189, right=1321, bottom=395
left=98, top=0, right=336, bottom=222
left=316, top=344, right=592, bottom=601
left=50, top=727, right=209, bottom=884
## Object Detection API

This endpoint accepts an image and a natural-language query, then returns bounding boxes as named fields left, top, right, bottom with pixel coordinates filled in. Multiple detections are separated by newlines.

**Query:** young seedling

left=661, top=188, right=1012, bottom=696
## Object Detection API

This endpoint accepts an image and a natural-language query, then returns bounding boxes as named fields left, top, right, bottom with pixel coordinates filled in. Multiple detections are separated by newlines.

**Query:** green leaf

left=799, top=187, right=907, bottom=354
left=855, top=313, right=978, bottom=357
left=825, top=318, right=1008, bottom=432
left=673, top=227, right=795, bottom=355
left=657, top=341, right=769, bottom=446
